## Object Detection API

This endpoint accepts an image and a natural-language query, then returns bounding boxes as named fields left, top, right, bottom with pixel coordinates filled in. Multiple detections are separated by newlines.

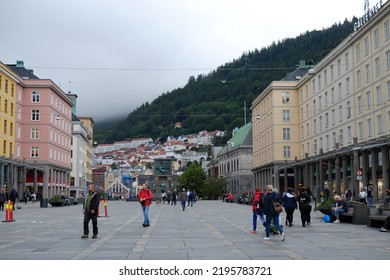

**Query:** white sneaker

left=379, top=227, right=387, bottom=232
left=281, top=233, right=285, bottom=241
left=334, top=220, right=340, bottom=223
left=263, top=237, right=270, bottom=240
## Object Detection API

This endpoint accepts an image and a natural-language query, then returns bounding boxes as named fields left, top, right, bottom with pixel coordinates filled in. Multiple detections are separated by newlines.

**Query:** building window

left=358, top=122, right=364, bottom=139
left=365, top=64, right=371, bottom=83
left=5, top=80, right=8, bottom=93
left=331, top=87, right=335, bottom=103
left=367, top=91, right=372, bottom=110
left=3, top=120, right=6, bottom=134
left=375, top=57, right=381, bottom=77
left=330, top=64, right=334, bottom=80
left=31, top=128, right=39, bottom=139
left=331, top=109, right=335, bottom=125
left=318, top=96, right=322, bottom=110
left=374, top=29, right=379, bottom=49
left=326, top=135, right=329, bottom=150
left=367, top=118, right=373, bottom=137
left=347, top=101, right=351, bottom=118
left=337, top=59, right=341, bottom=76
left=314, top=139, right=317, bottom=154
left=345, top=53, right=349, bottom=70
left=325, top=113, right=329, bottom=127
left=357, top=70, right=362, bottom=88
left=378, top=114, right=383, bottom=134
left=357, top=96, right=362, bottom=113
left=3, top=140, right=6, bottom=155
left=32, top=91, right=40, bottom=103
left=324, top=70, right=328, bottom=85
left=385, top=20, right=390, bottom=41
left=31, top=110, right=40, bottom=121
left=10, top=103, right=13, bottom=117
left=313, top=99, right=316, bottom=114
left=332, top=132, right=336, bottom=148
left=313, top=119, right=317, bottom=133
left=312, top=79, right=316, bottom=94
left=319, top=116, right=323, bottom=130
left=364, top=37, right=369, bottom=56
left=376, top=86, right=382, bottom=105
left=339, top=105, right=343, bottom=122
left=283, top=128, right=290, bottom=140
left=388, top=81, right=390, bottom=100
left=387, top=51, right=390, bottom=70
left=282, top=110, right=290, bottom=121
left=324, top=92, right=328, bottom=107
left=355, top=44, right=361, bottom=62
left=10, top=123, right=13, bottom=137
left=346, top=77, right=350, bottom=94
left=347, top=126, right=352, bottom=143
left=4, top=100, right=7, bottom=114
left=282, top=92, right=290, bottom=103
left=30, top=146, right=39, bottom=158
left=339, top=129, right=343, bottom=146
left=338, top=82, right=342, bottom=99
left=283, top=146, right=291, bottom=158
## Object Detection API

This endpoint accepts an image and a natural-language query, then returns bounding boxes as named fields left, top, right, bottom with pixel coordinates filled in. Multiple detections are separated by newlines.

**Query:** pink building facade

left=9, top=61, right=73, bottom=206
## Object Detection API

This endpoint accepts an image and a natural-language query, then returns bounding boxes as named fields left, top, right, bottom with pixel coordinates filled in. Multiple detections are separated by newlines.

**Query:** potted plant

left=314, top=199, right=334, bottom=215
left=48, top=195, right=64, bottom=207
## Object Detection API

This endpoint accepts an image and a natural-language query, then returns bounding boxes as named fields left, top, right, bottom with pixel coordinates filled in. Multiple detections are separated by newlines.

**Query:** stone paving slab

left=0, top=200, right=388, bottom=260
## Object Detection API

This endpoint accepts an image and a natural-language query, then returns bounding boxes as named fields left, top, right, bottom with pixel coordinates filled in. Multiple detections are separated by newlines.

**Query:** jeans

left=142, top=205, right=150, bottom=225
left=181, top=201, right=186, bottom=210
left=83, top=211, right=98, bottom=235
left=367, top=197, right=373, bottom=207
left=252, top=210, right=265, bottom=230
left=265, top=214, right=283, bottom=238
left=331, top=207, right=345, bottom=219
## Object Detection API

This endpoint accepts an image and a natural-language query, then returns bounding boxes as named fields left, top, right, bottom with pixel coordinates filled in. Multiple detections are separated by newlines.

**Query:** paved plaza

left=0, top=199, right=388, bottom=260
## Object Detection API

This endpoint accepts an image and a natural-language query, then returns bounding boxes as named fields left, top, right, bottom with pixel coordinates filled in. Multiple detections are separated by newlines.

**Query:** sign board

left=357, top=169, right=363, bottom=176
left=357, top=176, right=362, bottom=181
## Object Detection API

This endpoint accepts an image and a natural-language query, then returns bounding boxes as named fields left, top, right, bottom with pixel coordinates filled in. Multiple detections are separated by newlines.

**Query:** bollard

left=2, top=201, right=15, bottom=222
left=98, top=199, right=110, bottom=218
left=104, top=199, right=108, bottom=217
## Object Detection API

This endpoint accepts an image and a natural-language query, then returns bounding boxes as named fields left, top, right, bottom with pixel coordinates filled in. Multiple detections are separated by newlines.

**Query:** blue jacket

left=283, top=193, right=297, bottom=209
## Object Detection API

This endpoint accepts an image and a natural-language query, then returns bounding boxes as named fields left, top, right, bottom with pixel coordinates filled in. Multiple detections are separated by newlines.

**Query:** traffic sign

left=357, top=169, right=363, bottom=176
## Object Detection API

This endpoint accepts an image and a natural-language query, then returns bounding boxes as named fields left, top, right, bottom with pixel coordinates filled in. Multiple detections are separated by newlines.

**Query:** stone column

left=335, top=154, right=341, bottom=195
left=362, top=151, right=369, bottom=191
left=342, top=156, right=348, bottom=194
left=319, top=149, right=324, bottom=193
left=352, top=138, right=360, bottom=200
left=382, top=146, right=389, bottom=201
left=372, top=149, right=378, bottom=202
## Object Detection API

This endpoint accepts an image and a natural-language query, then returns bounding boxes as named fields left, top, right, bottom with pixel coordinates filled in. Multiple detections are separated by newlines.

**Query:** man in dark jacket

left=9, top=188, right=19, bottom=210
left=81, top=184, right=100, bottom=239
left=331, top=195, right=348, bottom=223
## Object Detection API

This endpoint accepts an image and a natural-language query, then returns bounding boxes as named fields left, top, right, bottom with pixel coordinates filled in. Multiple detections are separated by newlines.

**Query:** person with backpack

left=297, top=187, right=312, bottom=227
left=250, top=186, right=265, bottom=234
left=263, top=185, right=285, bottom=241
left=9, top=187, right=19, bottom=210
left=139, top=184, right=154, bottom=227
left=283, top=188, right=298, bottom=227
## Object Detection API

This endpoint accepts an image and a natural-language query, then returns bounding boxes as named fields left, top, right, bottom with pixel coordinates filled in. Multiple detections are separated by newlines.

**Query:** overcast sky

left=1, top=0, right=370, bottom=122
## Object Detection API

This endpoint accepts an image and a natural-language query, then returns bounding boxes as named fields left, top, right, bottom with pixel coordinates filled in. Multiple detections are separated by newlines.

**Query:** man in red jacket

left=139, top=184, right=154, bottom=227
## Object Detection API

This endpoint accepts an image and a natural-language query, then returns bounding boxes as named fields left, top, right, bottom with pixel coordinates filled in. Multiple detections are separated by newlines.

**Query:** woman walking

left=250, top=186, right=265, bottom=234
left=263, top=185, right=285, bottom=241
left=283, top=188, right=297, bottom=227
left=139, top=184, right=153, bottom=227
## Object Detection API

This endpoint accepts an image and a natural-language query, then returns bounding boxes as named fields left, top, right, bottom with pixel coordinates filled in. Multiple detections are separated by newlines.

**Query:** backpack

left=323, top=214, right=331, bottom=223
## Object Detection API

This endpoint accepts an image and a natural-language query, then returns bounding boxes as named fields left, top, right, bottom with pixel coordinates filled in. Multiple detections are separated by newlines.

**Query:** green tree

left=201, top=177, right=227, bottom=200
left=177, top=162, right=206, bottom=195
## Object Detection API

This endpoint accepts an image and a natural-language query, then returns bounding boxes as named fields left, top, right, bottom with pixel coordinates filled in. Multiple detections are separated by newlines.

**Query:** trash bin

left=40, top=199, right=48, bottom=208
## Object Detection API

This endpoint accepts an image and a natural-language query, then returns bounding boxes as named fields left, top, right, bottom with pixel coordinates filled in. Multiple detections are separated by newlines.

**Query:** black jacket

left=84, top=192, right=100, bottom=216
left=264, top=191, right=281, bottom=216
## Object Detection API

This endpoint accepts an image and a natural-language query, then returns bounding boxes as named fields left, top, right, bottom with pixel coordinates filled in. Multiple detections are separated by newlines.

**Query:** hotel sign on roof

left=354, top=0, right=384, bottom=31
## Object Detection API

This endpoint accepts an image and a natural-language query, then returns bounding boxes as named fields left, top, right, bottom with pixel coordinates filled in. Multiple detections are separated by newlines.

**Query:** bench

left=339, top=201, right=368, bottom=225
left=367, top=204, right=390, bottom=228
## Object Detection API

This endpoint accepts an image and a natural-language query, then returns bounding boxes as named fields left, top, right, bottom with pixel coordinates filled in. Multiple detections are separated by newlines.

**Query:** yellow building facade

left=0, top=62, right=17, bottom=158
left=252, top=0, right=390, bottom=202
